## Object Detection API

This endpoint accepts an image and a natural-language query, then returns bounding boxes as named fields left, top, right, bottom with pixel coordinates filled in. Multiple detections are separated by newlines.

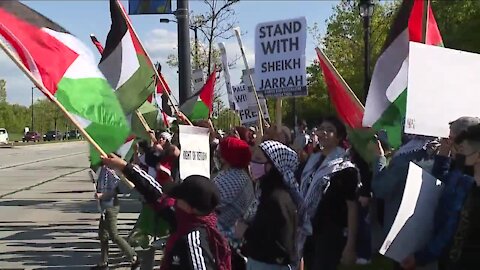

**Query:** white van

left=0, top=128, right=9, bottom=144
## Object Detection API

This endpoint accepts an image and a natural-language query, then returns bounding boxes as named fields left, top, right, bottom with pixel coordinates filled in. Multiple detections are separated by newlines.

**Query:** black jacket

left=243, top=169, right=297, bottom=265
left=122, top=164, right=217, bottom=270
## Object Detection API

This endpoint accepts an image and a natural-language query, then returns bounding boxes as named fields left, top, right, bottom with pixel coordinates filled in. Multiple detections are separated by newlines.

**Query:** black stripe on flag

left=100, top=0, right=128, bottom=63
left=381, top=0, right=414, bottom=52
left=0, top=0, right=68, bottom=34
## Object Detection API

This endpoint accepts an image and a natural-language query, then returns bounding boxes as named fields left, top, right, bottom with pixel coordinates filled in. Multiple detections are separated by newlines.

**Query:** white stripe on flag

left=42, top=28, right=106, bottom=80
left=116, top=30, right=140, bottom=89
left=363, top=29, right=409, bottom=127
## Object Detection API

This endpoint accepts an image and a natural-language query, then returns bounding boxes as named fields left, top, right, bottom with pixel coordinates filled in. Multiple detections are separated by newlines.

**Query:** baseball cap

left=164, top=175, right=220, bottom=215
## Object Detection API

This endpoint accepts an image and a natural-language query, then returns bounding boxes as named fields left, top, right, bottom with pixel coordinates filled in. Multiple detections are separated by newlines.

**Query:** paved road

left=0, top=142, right=159, bottom=269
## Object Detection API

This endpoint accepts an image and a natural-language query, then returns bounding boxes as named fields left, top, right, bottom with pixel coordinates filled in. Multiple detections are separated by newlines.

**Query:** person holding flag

left=92, top=164, right=140, bottom=270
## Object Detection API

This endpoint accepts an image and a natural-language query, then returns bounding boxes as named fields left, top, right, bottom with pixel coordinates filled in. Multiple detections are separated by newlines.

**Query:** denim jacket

left=415, top=156, right=475, bottom=266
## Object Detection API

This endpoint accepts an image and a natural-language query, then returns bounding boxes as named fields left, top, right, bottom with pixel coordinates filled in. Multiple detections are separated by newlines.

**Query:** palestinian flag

left=90, top=34, right=104, bottom=54
left=90, top=32, right=158, bottom=161
left=99, top=0, right=155, bottom=115
left=0, top=1, right=130, bottom=165
left=363, top=0, right=443, bottom=148
left=316, top=48, right=376, bottom=162
left=180, top=69, right=216, bottom=121
left=316, top=48, right=364, bottom=128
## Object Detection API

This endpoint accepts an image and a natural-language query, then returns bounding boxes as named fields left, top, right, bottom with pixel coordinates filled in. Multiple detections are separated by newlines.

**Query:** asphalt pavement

left=0, top=142, right=159, bottom=269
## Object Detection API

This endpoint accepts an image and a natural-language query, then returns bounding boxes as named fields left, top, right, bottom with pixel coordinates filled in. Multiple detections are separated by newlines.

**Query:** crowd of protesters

left=91, top=115, right=480, bottom=270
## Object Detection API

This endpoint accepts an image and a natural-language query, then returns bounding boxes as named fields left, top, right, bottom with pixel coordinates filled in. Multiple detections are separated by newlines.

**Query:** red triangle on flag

left=200, top=68, right=217, bottom=115
left=316, top=48, right=364, bottom=129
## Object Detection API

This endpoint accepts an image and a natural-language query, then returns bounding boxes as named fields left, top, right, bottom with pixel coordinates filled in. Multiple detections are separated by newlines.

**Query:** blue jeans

left=246, top=258, right=291, bottom=270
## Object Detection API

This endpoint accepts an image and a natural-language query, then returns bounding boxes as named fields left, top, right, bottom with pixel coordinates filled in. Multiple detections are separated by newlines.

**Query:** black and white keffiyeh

left=259, top=140, right=302, bottom=210
left=213, top=168, right=255, bottom=234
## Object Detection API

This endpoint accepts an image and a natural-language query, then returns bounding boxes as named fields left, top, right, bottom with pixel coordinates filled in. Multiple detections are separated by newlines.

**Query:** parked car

left=23, top=131, right=41, bottom=142
left=43, top=130, right=63, bottom=141
left=0, top=128, right=8, bottom=144
left=66, top=130, right=81, bottom=140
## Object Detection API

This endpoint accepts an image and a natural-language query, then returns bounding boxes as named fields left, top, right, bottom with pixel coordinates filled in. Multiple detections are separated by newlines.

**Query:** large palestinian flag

left=363, top=0, right=443, bottom=148
left=99, top=0, right=156, bottom=115
left=0, top=1, right=130, bottom=165
left=180, top=69, right=216, bottom=121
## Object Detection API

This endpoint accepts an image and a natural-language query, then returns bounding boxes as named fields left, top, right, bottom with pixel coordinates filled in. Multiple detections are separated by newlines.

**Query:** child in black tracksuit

left=101, top=154, right=231, bottom=270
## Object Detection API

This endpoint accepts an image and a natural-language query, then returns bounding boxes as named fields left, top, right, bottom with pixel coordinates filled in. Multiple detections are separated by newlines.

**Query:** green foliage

left=431, top=0, right=480, bottom=54
left=286, top=0, right=480, bottom=127
left=0, top=79, right=6, bottom=104
left=0, top=96, right=70, bottom=135
left=212, top=108, right=240, bottom=131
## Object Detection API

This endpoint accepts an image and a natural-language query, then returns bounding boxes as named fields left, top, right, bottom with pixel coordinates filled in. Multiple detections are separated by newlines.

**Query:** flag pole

left=315, top=47, right=365, bottom=110
left=0, top=39, right=135, bottom=189
left=115, top=0, right=193, bottom=126
left=90, top=33, right=157, bottom=142
left=233, top=27, right=264, bottom=136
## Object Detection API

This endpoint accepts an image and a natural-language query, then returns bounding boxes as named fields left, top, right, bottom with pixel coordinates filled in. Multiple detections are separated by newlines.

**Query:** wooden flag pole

left=275, top=98, right=282, bottom=133
left=233, top=27, right=265, bottom=136
left=115, top=0, right=193, bottom=126
left=315, top=47, right=365, bottom=110
left=0, top=39, right=135, bottom=189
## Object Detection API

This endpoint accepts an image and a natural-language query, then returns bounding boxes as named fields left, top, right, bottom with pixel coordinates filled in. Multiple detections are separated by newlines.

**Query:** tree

left=0, top=79, right=6, bottom=104
left=281, top=0, right=397, bottom=127
left=167, top=0, right=241, bottom=112
left=431, top=0, right=480, bottom=54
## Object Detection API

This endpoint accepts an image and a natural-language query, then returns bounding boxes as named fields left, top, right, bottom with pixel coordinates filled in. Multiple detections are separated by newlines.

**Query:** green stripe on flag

left=56, top=77, right=130, bottom=165
left=189, top=100, right=210, bottom=121
left=372, top=90, right=407, bottom=148
left=115, top=55, right=155, bottom=114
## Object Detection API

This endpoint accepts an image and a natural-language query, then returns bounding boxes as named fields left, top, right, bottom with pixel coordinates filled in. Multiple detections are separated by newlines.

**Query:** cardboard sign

left=379, top=162, right=443, bottom=262
left=192, top=68, right=205, bottom=94
left=255, top=17, right=307, bottom=97
left=218, top=42, right=236, bottom=110
left=241, top=69, right=270, bottom=122
left=406, top=42, right=480, bottom=137
left=233, top=83, right=270, bottom=126
left=179, top=125, right=210, bottom=180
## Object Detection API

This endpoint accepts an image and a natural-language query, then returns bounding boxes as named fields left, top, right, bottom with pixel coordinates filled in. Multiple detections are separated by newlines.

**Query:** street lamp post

left=175, top=0, right=191, bottom=104
left=359, top=0, right=375, bottom=103
left=31, top=86, right=35, bottom=130
left=160, top=18, right=201, bottom=68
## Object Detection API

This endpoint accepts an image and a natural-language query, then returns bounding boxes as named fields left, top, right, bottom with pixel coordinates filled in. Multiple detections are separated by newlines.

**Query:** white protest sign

left=379, top=162, right=443, bottom=262
left=179, top=125, right=210, bottom=180
left=406, top=42, right=480, bottom=137
left=218, top=42, right=236, bottom=110
left=255, top=17, right=307, bottom=97
left=192, top=68, right=205, bottom=93
left=233, top=83, right=270, bottom=126
left=241, top=69, right=271, bottom=121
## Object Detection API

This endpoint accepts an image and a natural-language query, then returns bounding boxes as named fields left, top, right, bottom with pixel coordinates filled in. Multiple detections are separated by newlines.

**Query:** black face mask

left=454, top=154, right=475, bottom=176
